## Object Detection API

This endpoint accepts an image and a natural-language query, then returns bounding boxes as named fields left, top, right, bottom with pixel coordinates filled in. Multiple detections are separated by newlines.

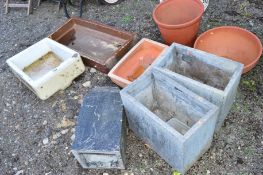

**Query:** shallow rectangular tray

left=108, top=38, right=167, bottom=88
left=49, top=17, right=134, bottom=73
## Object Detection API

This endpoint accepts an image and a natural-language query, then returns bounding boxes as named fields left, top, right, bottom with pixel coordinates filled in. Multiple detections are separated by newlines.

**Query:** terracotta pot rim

left=194, top=26, right=263, bottom=73
left=153, top=0, right=204, bottom=29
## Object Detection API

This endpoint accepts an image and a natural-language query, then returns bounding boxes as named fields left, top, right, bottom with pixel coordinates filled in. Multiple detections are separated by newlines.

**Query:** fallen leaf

left=60, top=101, right=67, bottom=112
left=56, top=118, right=75, bottom=128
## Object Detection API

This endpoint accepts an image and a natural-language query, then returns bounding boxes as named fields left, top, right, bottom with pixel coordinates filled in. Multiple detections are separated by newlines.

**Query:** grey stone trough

left=152, top=43, right=243, bottom=131
left=120, top=68, right=219, bottom=174
left=71, top=87, right=126, bottom=169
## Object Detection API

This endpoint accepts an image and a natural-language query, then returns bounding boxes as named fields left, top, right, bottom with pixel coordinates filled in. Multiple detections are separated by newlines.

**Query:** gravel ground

left=0, top=0, right=262, bottom=174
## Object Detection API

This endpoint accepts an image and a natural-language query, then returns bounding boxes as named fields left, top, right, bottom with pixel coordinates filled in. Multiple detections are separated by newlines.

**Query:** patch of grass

left=207, top=19, right=221, bottom=25
left=242, top=102, right=250, bottom=113
left=172, top=170, right=181, bottom=175
left=231, top=102, right=241, bottom=112
left=241, top=79, right=256, bottom=92
left=238, top=1, right=252, bottom=18
left=122, top=15, right=133, bottom=24
left=232, top=98, right=251, bottom=113
left=244, top=146, right=254, bottom=155
left=253, top=109, right=263, bottom=120
left=139, top=162, right=147, bottom=173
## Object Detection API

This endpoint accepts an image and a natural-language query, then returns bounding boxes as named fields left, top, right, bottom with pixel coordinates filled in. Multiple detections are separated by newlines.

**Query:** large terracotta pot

left=153, top=0, right=204, bottom=46
left=194, top=26, right=263, bottom=73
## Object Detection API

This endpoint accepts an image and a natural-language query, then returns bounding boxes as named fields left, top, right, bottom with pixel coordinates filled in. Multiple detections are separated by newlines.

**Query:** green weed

left=241, top=79, right=256, bottom=92
left=238, top=1, right=252, bottom=17
left=172, top=170, right=181, bottom=175
left=122, top=15, right=133, bottom=24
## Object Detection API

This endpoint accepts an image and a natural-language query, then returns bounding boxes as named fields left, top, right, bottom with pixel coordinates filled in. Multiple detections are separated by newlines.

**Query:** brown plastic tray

left=49, top=17, right=134, bottom=73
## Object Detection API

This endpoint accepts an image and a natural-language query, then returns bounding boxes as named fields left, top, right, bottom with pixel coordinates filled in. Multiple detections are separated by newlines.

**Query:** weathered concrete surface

left=121, top=68, right=219, bottom=174
left=72, top=87, right=126, bottom=169
left=152, top=43, right=243, bottom=131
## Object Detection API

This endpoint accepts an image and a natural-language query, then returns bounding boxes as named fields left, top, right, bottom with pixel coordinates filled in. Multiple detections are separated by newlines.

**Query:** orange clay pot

left=153, top=0, right=204, bottom=46
left=194, top=26, right=263, bottom=74
left=108, top=38, right=167, bottom=88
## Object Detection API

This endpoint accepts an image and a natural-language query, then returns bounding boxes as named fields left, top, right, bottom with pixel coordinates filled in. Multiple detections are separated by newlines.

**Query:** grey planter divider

left=152, top=43, right=243, bottom=131
left=120, top=68, right=219, bottom=174
left=72, top=87, right=126, bottom=169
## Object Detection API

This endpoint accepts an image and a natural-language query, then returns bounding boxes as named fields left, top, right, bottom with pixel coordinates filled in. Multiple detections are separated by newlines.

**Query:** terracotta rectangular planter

left=72, top=87, right=126, bottom=169
left=108, top=38, right=167, bottom=88
left=49, top=17, right=134, bottom=73
left=120, top=68, right=219, bottom=174
left=6, top=38, right=85, bottom=100
left=152, top=43, right=243, bottom=131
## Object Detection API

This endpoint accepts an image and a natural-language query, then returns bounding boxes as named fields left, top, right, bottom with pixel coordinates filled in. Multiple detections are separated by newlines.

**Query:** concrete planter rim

left=155, top=42, right=244, bottom=94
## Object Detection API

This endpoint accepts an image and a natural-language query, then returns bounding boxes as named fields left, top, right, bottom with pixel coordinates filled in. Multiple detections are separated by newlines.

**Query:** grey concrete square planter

left=120, top=68, right=219, bottom=174
left=152, top=43, right=243, bottom=131
left=72, top=87, right=126, bottom=169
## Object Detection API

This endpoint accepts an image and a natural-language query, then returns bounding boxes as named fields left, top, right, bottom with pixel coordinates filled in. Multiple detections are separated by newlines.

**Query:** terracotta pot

left=153, top=0, right=204, bottom=46
left=108, top=38, right=167, bottom=88
left=194, top=26, right=263, bottom=73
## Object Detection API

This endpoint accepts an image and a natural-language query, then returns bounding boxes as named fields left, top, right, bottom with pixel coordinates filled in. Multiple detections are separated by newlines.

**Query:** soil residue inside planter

left=151, top=102, right=174, bottom=122
left=150, top=102, right=193, bottom=135
left=127, top=65, right=145, bottom=81
left=148, top=88, right=196, bottom=135
left=169, top=54, right=231, bottom=90
left=23, top=52, right=62, bottom=80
